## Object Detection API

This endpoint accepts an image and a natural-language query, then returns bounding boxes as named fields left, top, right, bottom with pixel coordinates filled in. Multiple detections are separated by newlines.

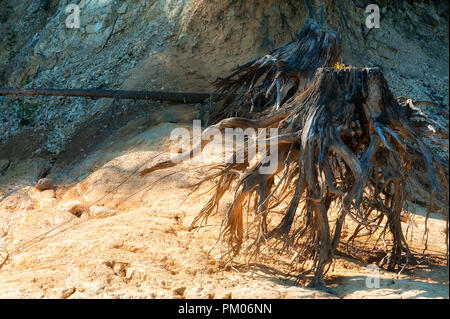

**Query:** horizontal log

left=0, top=87, right=221, bottom=104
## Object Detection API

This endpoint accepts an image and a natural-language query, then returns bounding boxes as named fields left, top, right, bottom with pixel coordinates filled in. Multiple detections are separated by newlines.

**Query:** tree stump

left=140, top=21, right=448, bottom=290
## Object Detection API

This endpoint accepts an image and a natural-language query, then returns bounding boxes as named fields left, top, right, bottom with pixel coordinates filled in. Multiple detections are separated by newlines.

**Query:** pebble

left=35, top=178, right=55, bottom=191
left=173, top=286, right=186, bottom=296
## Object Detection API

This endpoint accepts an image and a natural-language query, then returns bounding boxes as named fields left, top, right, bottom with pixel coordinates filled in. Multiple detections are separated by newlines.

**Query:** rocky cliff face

left=0, top=0, right=448, bottom=162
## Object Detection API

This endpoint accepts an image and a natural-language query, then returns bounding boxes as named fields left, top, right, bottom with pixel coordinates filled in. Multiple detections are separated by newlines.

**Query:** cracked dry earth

left=0, top=113, right=448, bottom=299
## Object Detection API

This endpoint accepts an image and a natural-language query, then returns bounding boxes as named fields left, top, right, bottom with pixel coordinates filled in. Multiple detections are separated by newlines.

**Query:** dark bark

left=0, top=87, right=219, bottom=104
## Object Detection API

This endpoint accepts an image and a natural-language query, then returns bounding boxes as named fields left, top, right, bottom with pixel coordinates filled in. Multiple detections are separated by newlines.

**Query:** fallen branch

left=0, top=87, right=221, bottom=104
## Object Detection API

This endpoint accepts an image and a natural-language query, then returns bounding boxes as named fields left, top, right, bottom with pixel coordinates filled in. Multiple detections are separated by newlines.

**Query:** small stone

left=88, top=205, right=119, bottom=218
left=35, top=178, right=55, bottom=191
left=173, top=286, right=186, bottom=296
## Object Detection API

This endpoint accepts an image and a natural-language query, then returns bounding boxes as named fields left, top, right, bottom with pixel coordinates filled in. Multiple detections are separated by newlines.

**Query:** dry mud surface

left=0, top=117, right=448, bottom=299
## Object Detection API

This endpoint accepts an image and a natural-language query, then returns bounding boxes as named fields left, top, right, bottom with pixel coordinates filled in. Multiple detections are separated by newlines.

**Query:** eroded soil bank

left=0, top=108, right=448, bottom=298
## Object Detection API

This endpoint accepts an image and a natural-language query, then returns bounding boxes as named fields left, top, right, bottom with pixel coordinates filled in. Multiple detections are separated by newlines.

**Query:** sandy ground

left=0, top=116, right=448, bottom=299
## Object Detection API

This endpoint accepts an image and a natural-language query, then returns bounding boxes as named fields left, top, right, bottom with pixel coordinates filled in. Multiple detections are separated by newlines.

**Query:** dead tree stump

left=140, top=21, right=448, bottom=290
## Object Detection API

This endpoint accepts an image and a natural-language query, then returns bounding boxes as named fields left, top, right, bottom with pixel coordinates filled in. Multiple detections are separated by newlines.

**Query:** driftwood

left=140, top=20, right=449, bottom=290
left=0, top=87, right=218, bottom=104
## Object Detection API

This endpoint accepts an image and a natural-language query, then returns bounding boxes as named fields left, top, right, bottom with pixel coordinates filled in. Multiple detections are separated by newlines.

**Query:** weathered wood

left=0, top=87, right=219, bottom=104
left=209, top=18, right=341, bottom=124
left=139, top=22, right=449, bottom=290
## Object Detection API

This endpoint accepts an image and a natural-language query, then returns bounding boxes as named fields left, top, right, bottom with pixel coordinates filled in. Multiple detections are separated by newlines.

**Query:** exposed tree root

left=140, top=21, right=448, bottom=289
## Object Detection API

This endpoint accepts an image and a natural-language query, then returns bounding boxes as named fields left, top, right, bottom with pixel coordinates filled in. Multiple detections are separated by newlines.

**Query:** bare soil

left=0, top=108, right=447, bottom=299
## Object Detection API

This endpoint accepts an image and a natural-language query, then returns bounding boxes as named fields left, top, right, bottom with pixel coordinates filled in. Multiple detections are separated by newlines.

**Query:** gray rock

left=35, top=178, right=55, bottom=191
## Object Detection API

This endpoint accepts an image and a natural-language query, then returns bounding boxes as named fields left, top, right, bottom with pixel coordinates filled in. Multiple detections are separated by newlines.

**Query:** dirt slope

left=0, top=104, right=448, bottom=299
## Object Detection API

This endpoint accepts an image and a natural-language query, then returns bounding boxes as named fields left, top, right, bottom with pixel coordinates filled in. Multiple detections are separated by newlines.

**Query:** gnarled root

left=140, top=36, right=448, bottom=289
